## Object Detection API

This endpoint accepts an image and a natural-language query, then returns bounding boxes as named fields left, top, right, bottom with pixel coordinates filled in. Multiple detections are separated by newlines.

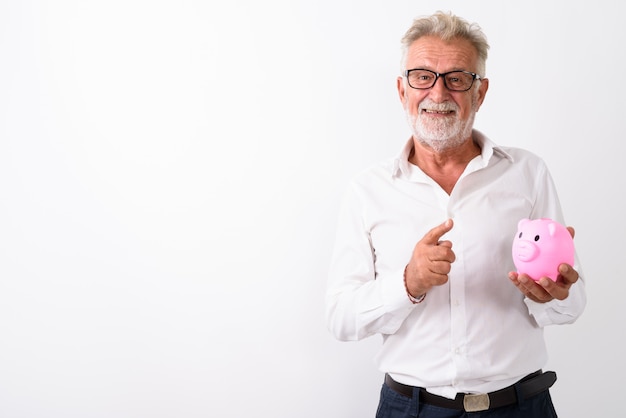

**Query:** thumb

left=422, top=218, right=454, bottom=245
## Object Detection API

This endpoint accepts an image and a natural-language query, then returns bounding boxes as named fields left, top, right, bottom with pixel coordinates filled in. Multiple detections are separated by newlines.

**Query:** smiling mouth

left=423, top=109, right=454, bottom=115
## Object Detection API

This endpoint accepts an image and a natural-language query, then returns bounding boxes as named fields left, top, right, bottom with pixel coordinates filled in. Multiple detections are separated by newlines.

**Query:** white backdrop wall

left=0, top=1, right=622, bottom=417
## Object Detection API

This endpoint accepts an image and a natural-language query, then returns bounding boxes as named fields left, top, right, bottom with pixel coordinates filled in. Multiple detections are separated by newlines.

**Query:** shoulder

left=340, top=157, right=397, bottom=205
left=500, top=146, right=548, bottom=167
left=352, top=158, right=395, bottom=181
left=474, top=130, right=547, bottom=168
left=500, top=145, right=540, bottom=159
left=493, top=145, right=554, bottom=185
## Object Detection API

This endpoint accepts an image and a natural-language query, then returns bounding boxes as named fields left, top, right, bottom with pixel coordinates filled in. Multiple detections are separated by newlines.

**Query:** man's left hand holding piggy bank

left=508, top=226, right=580, bottom=303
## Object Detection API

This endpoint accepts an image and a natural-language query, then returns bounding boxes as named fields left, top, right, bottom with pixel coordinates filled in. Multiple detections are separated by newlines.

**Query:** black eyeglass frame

left=403, top=68, right=483, bottom=92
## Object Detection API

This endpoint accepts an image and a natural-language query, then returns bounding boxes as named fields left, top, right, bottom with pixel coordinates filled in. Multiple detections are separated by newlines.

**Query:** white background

left=0, top=1, right=622, bottom=417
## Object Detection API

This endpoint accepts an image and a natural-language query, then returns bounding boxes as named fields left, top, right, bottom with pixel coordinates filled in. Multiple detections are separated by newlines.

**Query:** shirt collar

left=392, top=129, right=513, bottom=179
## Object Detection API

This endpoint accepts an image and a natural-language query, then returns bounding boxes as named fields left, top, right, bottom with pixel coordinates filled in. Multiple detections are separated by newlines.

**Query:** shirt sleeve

left=525, top=275, right=587, bottom=326
left=325, top=183, right=416, bottom=341
left=524, top=160, right=587, bottom=326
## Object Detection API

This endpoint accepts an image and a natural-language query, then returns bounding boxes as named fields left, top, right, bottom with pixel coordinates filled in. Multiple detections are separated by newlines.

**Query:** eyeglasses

left=404, top=69, right=482, bottom=92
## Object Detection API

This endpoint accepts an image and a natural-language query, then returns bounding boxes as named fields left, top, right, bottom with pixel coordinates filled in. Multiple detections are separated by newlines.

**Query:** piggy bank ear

left=518, top=218, right=530, bottom=229
left=548, top=222, right=557, bottom=237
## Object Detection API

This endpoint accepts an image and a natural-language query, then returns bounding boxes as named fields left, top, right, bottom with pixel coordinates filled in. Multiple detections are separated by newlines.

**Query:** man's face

left=397, top=36, right=488, bottom=152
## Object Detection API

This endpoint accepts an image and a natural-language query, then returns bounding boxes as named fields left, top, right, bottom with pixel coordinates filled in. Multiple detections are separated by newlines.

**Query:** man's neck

left=409, top=136, right=481, bottom=194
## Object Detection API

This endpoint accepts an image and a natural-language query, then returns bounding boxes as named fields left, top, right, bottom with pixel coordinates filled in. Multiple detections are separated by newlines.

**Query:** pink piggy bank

left=512, top=218, right=575, bottom=282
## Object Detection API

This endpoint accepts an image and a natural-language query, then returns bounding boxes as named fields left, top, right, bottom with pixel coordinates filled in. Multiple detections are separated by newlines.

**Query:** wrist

left=407, top=291, right=427, bottom=304
left=404, top=264, right=426, bottom=304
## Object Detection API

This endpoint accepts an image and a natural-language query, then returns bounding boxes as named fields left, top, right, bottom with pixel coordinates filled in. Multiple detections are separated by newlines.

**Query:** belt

left=384, top=371, right=557, bottom=412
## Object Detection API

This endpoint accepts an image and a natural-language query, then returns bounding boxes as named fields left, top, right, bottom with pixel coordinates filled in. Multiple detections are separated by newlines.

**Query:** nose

left=428, top=75, right=449, bottom=101
left=514, top=241, right=539, bottom=262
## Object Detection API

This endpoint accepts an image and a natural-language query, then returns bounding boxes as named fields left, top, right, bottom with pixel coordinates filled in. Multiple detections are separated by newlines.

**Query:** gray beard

left=406, top=102, right=477, bottom=153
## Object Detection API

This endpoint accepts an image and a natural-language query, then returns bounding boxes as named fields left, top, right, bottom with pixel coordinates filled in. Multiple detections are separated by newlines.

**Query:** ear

left=548, top=222, right=557, bottom=237
left=397, top=76, right=408, bottom=106
left=517, top=218, right=529, bottom=229
left=474, top=77, right=489, bottom=111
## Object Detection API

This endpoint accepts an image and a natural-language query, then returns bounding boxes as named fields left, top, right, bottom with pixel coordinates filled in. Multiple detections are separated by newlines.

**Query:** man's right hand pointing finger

left=405, top=219, right=456, bottom=298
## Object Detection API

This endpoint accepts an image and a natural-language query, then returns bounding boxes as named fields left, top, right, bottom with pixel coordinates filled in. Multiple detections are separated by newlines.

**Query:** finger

left=509, top=272, right=552, bottom=302
left=524, top=278, right=553, bottom=302
left=429, top=258, right=453, bottom=274
left=537, top=277, right=568, bottom=301
left=430, top=244, right=456, bottom=263
left=422, top=219, right=454, bottom=246
left=512, top=273, right=535, bottom=293
left=566, top=226, right=575, bottom=239
left=557, top=264, right=578, bottom=285
left=438, top=240, right=453, bottom=249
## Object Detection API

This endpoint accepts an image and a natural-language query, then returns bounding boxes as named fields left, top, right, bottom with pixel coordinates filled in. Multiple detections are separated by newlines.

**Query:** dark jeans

left=375, top=383, right=558, bottom=418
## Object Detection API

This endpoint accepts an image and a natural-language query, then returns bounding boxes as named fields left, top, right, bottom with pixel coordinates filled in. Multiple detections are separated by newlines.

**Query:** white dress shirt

left=326, top=130, right=586, bottom=399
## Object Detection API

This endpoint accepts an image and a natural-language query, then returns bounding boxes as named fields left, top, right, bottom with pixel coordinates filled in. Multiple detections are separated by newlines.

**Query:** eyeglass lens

left=407, top=70, right=475, bottom=91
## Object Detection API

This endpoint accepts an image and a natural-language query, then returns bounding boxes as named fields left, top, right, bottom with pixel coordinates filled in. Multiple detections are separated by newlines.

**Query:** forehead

left=406, top=35, right=478, bottom=71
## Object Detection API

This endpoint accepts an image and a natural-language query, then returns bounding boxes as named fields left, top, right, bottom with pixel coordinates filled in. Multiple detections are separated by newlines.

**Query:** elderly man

left=326, top=11, right=586, bottom=418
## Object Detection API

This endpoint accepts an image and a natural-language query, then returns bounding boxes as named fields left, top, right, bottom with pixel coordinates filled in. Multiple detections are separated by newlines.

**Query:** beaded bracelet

left=404, top=264, right=426, bottom=304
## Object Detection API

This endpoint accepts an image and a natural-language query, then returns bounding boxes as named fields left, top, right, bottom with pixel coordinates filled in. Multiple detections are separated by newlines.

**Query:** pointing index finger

left=423, top=219, right=454, bottom=245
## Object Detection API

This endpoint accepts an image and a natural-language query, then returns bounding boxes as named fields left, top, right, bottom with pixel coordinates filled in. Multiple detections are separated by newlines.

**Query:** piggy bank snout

left=513, top=240, right=539, bottom=262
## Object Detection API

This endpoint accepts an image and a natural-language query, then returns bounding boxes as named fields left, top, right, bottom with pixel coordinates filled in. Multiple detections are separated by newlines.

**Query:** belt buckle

left=463, top=393, right=490, bottom=412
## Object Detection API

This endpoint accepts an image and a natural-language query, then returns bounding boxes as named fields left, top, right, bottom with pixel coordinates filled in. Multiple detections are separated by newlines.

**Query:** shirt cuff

left=381, top=267, right=422, bottom=311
